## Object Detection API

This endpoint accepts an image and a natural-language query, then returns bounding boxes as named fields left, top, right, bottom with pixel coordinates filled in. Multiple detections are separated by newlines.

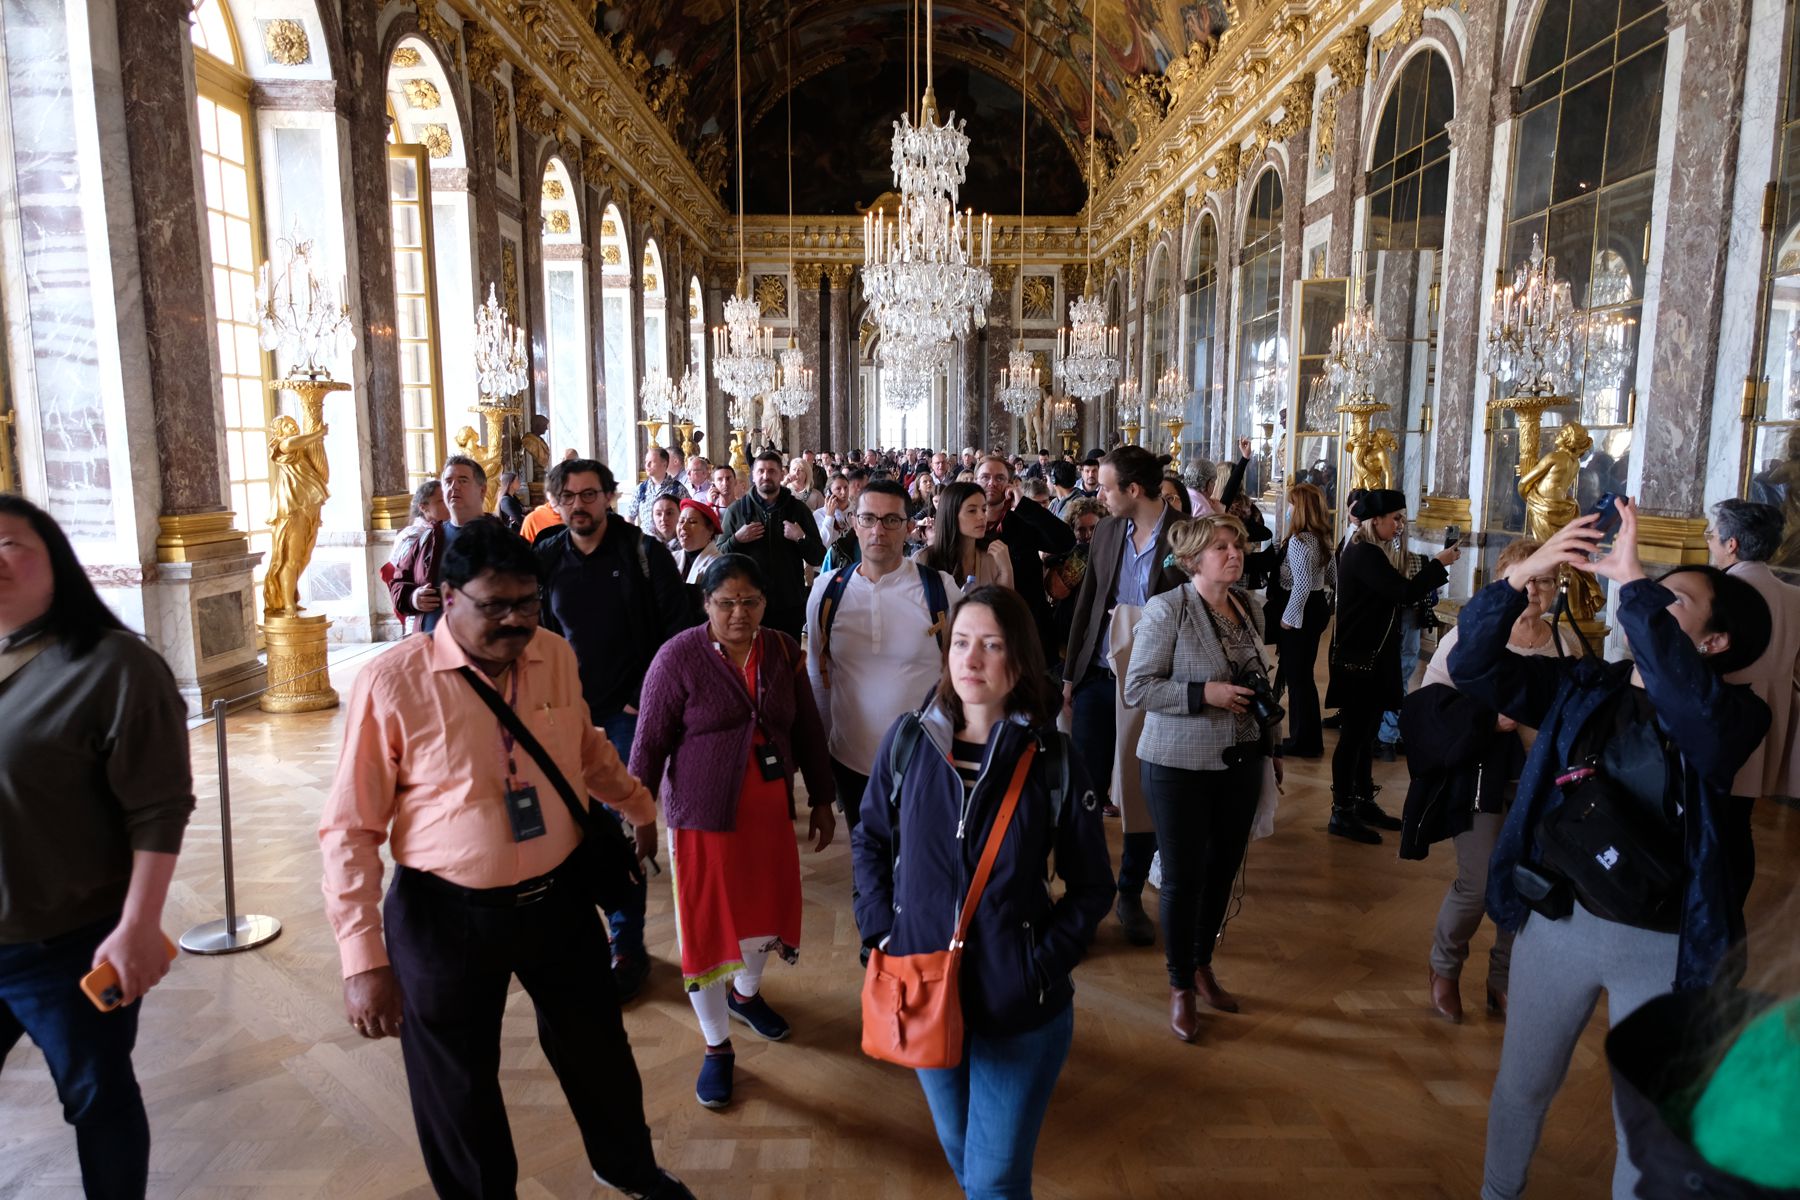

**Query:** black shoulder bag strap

left=456, top=666, right=590, bottom=830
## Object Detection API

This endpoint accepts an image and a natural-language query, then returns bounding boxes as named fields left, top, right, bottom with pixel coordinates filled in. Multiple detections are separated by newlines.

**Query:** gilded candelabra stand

left=260, top=373, right=347, bottom=715
left=1338, top=397, right=1398, bottom=493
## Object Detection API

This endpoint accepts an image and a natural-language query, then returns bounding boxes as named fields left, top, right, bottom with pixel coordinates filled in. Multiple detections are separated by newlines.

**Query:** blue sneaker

left=727, top=987, right=791, bottom=1041
left=696, top=1047, right=734, bottom=1110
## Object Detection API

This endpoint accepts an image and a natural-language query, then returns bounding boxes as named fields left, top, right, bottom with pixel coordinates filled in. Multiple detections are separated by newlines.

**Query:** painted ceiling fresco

left=593, top=0, right=1231, bottom=210
left=735, top=56, right=1089, bottom=215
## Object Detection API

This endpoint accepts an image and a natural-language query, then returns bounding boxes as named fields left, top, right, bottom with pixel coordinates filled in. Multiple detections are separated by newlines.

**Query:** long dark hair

left=0, top=494, right=128, bottom=656
left=931, top=585, right=1060, bottom=729
left=922, top=481, right=985, bottom=577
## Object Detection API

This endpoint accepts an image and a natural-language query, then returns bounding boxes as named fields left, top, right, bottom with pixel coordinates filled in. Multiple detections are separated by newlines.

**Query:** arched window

left=1184, top=215, right=1219, bottom=453
left=191, top=0, right=274, bottom=586
left=385, top=38, right=469, bottom=486
left=540, top=159, right=590, bottom=460
left=1145, top=245, right=1174, bottom=449
left=1235, top=168, right=1285, bottom=489
left=1743, top=0, right=1800, bottom=566
left=599, top=204, right=635, bottom=474
left=1506, top=0, right=1665, bottom=430
left=1365, top=48, right=1453, bottom=497
left=687, top=275, right=708, bottom=449
left=642, top=239, right=667, bottom=384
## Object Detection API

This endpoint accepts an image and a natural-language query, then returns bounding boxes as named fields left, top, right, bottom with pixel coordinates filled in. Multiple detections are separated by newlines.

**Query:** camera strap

left=1549, top=577, right=1600, bottom=663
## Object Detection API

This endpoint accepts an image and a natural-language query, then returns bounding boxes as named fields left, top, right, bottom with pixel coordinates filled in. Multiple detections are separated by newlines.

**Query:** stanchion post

left=179, top=699, right=283, bottom=954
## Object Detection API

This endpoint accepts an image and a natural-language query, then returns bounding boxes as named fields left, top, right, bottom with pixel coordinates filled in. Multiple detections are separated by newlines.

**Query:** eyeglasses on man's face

left=456, top=590, right=543, bottom=620
left=557, top=488, right=606, bottom=506
left=855, top=513, right=908, bottom=530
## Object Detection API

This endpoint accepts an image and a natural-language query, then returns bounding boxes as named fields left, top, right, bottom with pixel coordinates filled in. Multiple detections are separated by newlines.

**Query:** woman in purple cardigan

left=630, top=554, right=836, bottom=1111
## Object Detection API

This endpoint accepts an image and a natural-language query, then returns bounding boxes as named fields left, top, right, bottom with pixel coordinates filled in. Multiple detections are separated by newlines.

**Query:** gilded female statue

left=454, top=425, right=503, bottom=511
left=263, top=415, right=330, bottom=615
left=1518, top=421, right=1601, bottom=617
left=1346, top=424, right=1397, bottom=491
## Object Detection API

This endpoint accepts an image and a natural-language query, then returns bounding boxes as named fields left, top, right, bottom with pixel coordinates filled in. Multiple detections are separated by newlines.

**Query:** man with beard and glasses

left=320, top=520, right=694, bottom=1200
left=718, top=450, right=825, bottom=638
left=975, top=455, right=1076, bottom=659
left=534, top=458, right=696, bottom=1000
left=389, top=455, right=493, bottom=634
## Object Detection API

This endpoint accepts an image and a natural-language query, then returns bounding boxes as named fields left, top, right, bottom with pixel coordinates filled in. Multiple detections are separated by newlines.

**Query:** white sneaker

left=1147, top=850, right=1163, bottom=891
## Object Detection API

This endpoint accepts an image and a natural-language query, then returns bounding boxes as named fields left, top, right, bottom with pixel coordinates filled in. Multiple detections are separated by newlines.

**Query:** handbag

left=457, top=666, right=645, bottom=914
left=860, top=743, right=1037, bottom=1070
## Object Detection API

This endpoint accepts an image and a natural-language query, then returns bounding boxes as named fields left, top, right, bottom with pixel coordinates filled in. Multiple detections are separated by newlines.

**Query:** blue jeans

left=596, top=710, right=649, bottom=960
left=916, top=1003, right=1075, bottom=1199
left=1379, top=612, right=1424, bottom=745
left=0, top=914, right=150, bottom=1198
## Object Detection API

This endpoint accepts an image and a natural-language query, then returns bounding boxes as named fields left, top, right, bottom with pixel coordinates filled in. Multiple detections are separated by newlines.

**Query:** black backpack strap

left=457, top=666, right=587, bottom=827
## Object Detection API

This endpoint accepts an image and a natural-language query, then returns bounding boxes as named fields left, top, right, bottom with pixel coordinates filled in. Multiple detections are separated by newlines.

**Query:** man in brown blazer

left=1708, top=499, right=1800, bottom=904
left=1063, top=446, right=1189, bottom=944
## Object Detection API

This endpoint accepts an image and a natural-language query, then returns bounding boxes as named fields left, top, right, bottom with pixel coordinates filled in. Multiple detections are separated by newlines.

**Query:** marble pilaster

left=793, top=264, right=823, bottom=453
left=984, top=265, right=1016, bottom=451
left=825, top=267, right=853, bottom=452
left=1326, top=73, right=1365, bottom=275
left=1637, top=0, right=1753, bottom=516
left=1429, top=0, right=1504, bottom=501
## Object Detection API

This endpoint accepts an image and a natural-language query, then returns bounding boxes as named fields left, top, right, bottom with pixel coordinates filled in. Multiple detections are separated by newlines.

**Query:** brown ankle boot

left=1169, top=987, right=1200, bottom=1042
left=1193, top=965, right=1240, bottom=1013
left=1430, top=968, right=1463, bottom=1024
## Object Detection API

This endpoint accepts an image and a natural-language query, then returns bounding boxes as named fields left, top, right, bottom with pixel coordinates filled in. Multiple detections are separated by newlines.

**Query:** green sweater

left=0, top=629, right=196, bottom=942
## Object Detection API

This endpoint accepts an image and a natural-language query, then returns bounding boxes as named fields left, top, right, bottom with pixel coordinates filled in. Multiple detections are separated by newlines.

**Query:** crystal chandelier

left=878, top=335, right=950, bottom=412
left=770, top=339, right=815, bottom=418
left=255, top=232, right=354, bottom=380
left=711, top=0, right=777, bottom=406
left=671, top=366, right=705, bottom=426
left=998, top=345, right=1040, bottom=417
left=1055, top=0, right=1121, bottom=403
left=639, top=372, right=676, bottom=419
left=1056, top=293, right=1120, bottom=400
left=1323, top=296, right=1389, bottom=401
left=861, top=0, right=993, bottom=354
left=473, top=283, right=528, bottom=402
left=1486, top=233, right=1579, bottom=398
left=1153, top=366, right=1189, bottom=416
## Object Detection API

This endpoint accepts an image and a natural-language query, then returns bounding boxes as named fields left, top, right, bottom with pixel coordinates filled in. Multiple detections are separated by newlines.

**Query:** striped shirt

left=950, top=738, right=985, bottom=793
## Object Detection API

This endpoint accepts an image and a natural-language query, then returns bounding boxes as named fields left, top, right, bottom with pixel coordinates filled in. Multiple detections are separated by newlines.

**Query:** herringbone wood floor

left=3, top=647, right=1796, bottom=1199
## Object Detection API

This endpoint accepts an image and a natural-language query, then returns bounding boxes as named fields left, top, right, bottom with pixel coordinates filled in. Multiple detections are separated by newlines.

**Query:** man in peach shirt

left=319, top=522, right=693, bottom=1200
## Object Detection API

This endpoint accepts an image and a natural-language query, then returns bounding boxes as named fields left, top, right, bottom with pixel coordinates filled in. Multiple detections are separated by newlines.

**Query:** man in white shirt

left=806, top=480, right=960, bottom=840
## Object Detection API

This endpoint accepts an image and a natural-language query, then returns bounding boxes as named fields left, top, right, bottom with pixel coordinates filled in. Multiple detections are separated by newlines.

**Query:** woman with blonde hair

left=1273, top=482, right=1335, bottom=757
left=1125, top=513, right=1283, bottom=1036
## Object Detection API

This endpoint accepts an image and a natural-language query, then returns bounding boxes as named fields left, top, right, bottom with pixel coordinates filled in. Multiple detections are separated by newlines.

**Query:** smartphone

left=80, top=933, right=179, bottom=1012
left=1590, top=493, right=1623, bottom=537
left=1444, top=524, right=1461, bottom=548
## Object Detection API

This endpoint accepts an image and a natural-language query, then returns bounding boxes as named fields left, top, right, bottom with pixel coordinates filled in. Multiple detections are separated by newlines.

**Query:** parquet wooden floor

left=3, top=646, right=1796, bottom=1199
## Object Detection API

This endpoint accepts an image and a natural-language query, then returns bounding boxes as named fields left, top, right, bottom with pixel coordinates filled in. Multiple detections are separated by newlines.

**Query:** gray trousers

left=1481, top=902, right=1678, bottom=1200
left=1429, top=814, right=1515, bottom=992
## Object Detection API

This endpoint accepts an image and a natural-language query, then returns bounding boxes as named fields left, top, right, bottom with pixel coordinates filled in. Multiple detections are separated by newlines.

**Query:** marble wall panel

left=794, top=276, right=822, bottom=453
left=826, top=278, right=851, bottom=451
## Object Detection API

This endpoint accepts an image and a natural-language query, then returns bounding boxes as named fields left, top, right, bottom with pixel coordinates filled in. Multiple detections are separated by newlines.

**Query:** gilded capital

left=824, top=262, right=857, bottom=289
left=794, top=262, right=825, bottom=289
left=1206, top=145, right=1240, bottom=192
left=1060, top=262, right=1088, bottom=298
left=991, top=262, right=1018, bottom=295
left=464, top=28, right=504, bottom=87
left=1327, top=26, right=1372, bottom=88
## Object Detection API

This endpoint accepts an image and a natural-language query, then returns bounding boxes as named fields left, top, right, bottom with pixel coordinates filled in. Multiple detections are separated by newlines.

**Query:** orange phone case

left=80, top=933, right=179, bottom=1012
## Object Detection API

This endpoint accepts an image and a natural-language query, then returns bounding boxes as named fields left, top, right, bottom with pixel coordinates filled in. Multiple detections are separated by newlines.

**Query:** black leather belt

left=399, top=864, right=560, bottom=907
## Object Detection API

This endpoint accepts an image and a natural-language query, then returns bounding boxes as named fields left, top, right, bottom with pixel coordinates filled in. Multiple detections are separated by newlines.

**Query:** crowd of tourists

left=3, top=437, right=1799, bottom=1200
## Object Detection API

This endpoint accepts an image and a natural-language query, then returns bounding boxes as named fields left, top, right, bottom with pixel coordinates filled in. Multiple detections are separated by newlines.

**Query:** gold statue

left=1346, top=424, right=1398, bottom=491
left=454, top=425, right=504, bottom=511
left=521, top=413, right=551, bottom=475
left=1519, top=421, right=1601, bottom=619
left=262, top=414, right=330, bottom=615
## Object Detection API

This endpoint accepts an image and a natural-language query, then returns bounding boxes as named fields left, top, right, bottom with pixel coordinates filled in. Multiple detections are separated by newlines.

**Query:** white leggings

left=689, top=940, right=770, bottom=1046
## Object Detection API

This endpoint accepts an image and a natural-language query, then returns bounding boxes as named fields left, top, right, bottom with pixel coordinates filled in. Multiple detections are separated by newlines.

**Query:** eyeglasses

left=708, top=596, right=766, bottom=613
left=855, top=513, right=909, bottom=530
left=457, top=592, right=542, bottom=620
left=557, top=489, right=606, bottom=505
left=1526, top=575, right=1558, bottom=588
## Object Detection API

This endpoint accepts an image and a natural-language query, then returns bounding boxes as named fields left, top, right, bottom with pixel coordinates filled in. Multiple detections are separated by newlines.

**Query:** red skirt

left=669, top=744, right=803, bottom=991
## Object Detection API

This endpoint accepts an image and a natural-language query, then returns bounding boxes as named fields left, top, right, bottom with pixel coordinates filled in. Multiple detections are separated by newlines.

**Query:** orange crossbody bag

left=860, top=743, right=1036, bottom=1070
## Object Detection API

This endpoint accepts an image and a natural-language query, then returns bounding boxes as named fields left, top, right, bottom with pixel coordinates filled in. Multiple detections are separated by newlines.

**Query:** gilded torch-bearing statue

left=1519, top=420, right=1602, bottom=621
left=262, top=414, right=330, bottom=616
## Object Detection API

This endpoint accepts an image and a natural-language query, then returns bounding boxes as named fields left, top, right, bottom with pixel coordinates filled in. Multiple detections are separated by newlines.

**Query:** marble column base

left=142, top=552, right=267, bottom=716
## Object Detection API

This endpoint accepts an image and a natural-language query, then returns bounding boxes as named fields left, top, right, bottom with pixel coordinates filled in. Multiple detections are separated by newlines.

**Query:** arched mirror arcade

left=598, top=203, right=635, bottom=475
left=539, top=158, right=590, bottom=461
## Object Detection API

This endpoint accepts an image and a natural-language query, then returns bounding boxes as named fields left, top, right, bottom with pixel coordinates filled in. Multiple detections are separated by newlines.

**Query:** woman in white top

left=1415, top=537, right=1579, bottom=1022
left=673, top=499, right=723, bottom=586
left=388, top=479, right=446, bottom=567
left=1274, top=483, right=1334, bottom=757
left=921, top=482, right=1012, bottom=590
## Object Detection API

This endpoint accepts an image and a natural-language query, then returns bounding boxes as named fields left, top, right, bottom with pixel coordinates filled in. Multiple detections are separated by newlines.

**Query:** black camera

left=1233, top=664, right=1284, bottom=730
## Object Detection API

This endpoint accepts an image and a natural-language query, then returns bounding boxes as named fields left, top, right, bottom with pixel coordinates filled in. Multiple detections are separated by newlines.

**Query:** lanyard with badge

left=714, top=632, right=787, bottom=782
left=494, top=664, right=547, bottom=841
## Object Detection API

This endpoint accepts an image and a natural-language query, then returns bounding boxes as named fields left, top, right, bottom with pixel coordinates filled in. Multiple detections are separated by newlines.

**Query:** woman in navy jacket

left=853, top=585, right=1113, bottom=1200
left=1448, top=500, right=1771, bottom=1200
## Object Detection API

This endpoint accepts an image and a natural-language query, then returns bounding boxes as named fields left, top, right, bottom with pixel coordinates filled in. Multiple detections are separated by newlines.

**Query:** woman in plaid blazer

left=1124, top=513, right=1284, bottom=1042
